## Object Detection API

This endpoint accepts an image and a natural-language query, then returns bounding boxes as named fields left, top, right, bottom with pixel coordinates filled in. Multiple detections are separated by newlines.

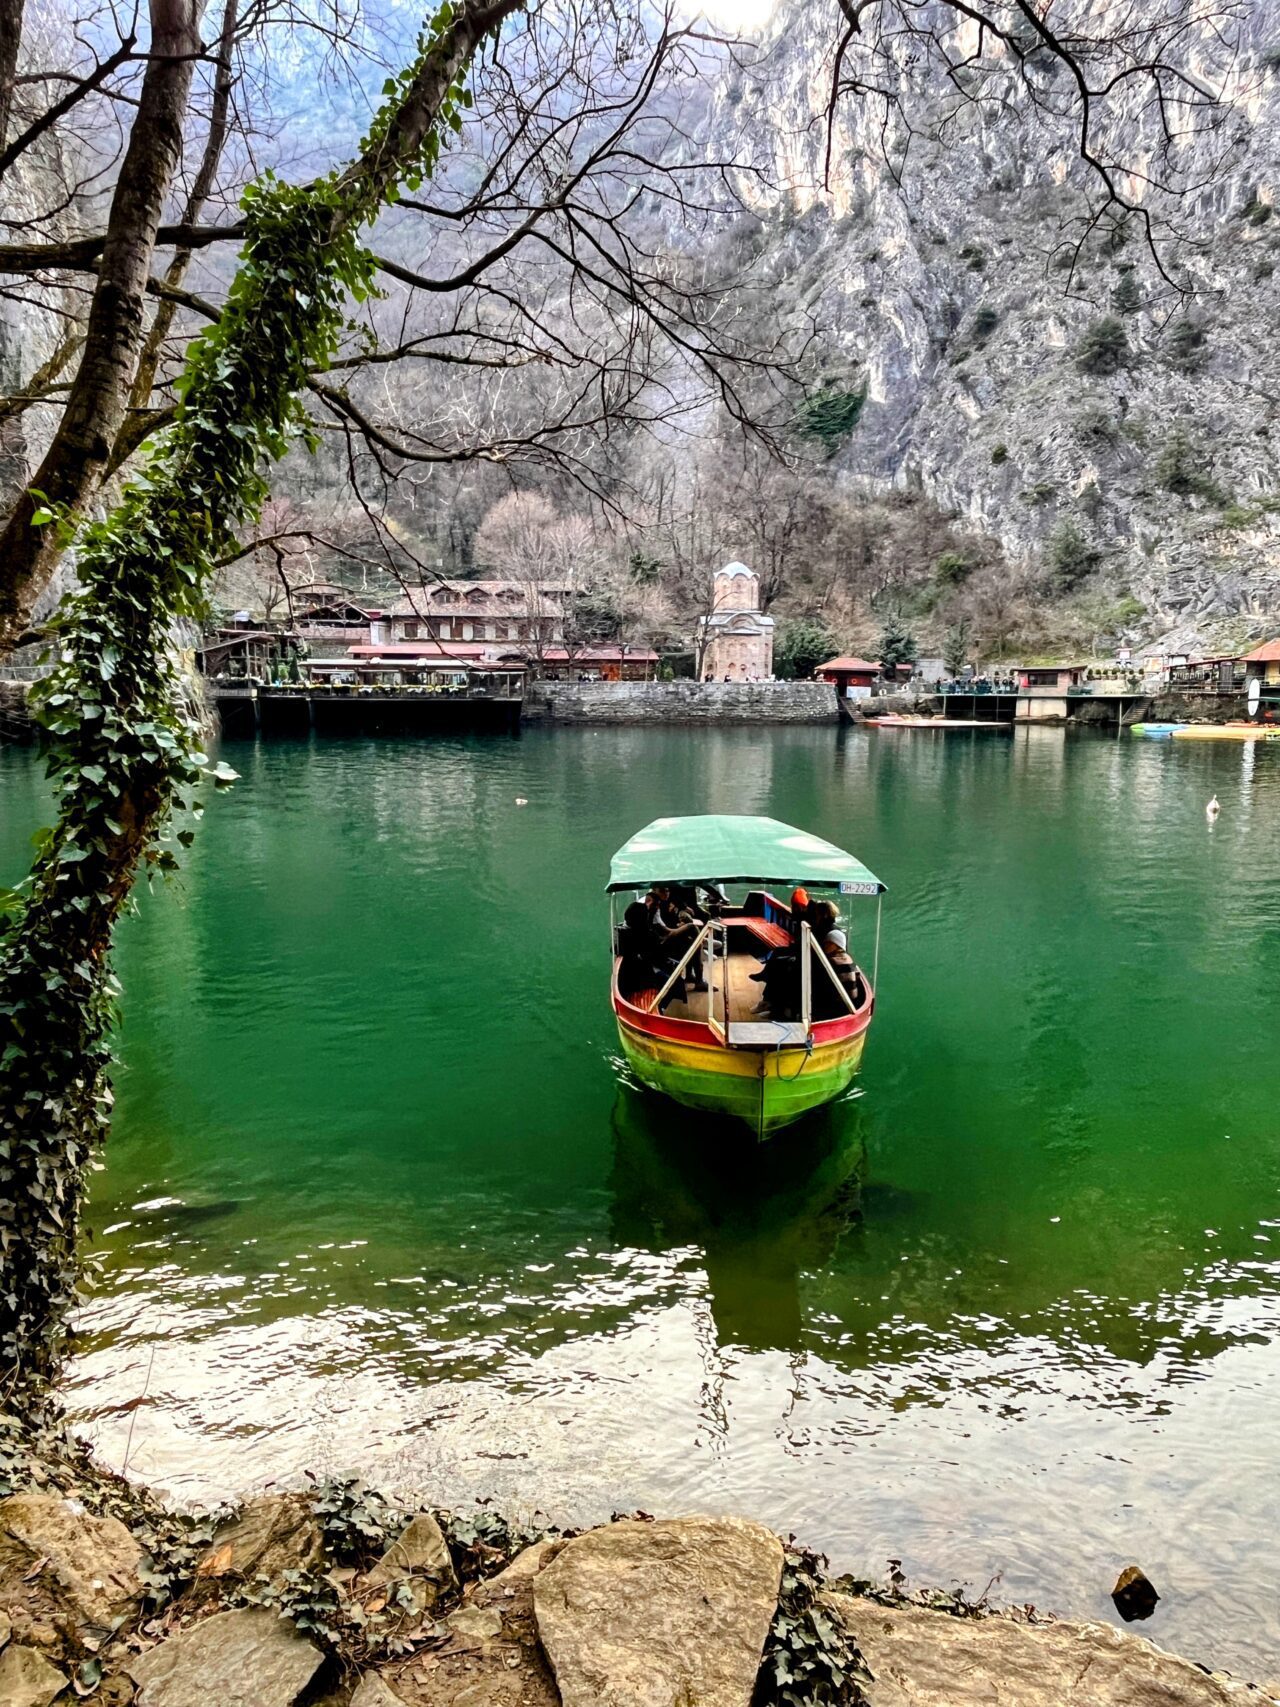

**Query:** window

left=485, top=623, right=496, bottom=640
left=402, top=621, right=419, bottom=639
left=439, top=621, right=451, bottom=640
left=463, top=623, right=474, bottom=640
left=508, top=623, right=519, bottom=640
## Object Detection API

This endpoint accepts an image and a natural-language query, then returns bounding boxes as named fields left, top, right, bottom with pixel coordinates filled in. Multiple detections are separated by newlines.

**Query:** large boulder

left=0, top=1643, right=67, bottom=1707
left=197, top=1495, right=324, bottom=1583
left=827, top=1595, right=1276, bottom=1706
left=0, top=1494, right=144, bottom=1641
left=126, top=1607, right=324, bottom=1707
left=533, top=1516, right=783, bottom=1707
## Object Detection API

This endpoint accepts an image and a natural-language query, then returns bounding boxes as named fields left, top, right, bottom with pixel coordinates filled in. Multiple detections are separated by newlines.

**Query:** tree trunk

left=121, top=0, right=238, bottom=448
left=0, top=0, right=22, bottom=152
left=0, top=0, right=200, bottom=654
left=0, top=0, right=521, bottom=1399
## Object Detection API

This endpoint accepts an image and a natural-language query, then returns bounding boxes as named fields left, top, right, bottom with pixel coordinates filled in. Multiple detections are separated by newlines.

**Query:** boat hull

left=615, top=1009, right=868, bottom=1137
left=1170, top=723, right=1280, bottom=740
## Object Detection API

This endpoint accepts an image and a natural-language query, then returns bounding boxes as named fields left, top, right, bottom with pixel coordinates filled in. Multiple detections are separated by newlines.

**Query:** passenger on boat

left=788, top=887, right=810, bottom=936
left=617, top=901, right=666, bottom=1001
left=813, top=930, right=862, bottom=1019
left=643, top=889, right=708, bottom=1000
left=752, top=948, right=801, bottom=1020
left=811, top=898, right=841, bottom=938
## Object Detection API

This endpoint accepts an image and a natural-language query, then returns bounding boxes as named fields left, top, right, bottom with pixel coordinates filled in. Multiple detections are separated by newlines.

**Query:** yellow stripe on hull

left=617, top=1017, right=866, bottom=1137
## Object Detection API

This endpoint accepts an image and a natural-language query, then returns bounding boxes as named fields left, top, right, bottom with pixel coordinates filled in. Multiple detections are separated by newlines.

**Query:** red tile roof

left=348, top=642, right=657, bottom=663
left=1243, top=637, right=1280, bottom=663
left=816, top=657, right=880, bottom=673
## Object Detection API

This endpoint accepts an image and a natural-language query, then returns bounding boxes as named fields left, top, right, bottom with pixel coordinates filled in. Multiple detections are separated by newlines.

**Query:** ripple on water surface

left=3, top=727, right=1280, bottom=1677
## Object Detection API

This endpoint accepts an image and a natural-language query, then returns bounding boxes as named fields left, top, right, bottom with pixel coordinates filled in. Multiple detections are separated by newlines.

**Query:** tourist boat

left=608, top=815, right=885, bottom=1139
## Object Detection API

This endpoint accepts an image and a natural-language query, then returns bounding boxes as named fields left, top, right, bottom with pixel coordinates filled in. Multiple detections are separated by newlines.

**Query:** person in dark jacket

left=617, top=901, right=665, bottom=1001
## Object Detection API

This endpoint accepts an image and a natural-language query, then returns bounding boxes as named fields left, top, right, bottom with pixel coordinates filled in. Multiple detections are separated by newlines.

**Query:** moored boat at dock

left=1132, top=721, right=1280, bottom=740
left=607, top=815, right=885, bottom=1140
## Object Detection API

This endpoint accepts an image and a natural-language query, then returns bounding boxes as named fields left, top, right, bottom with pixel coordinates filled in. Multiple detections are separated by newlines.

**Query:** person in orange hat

left=789, top=886, right=811, bottom=939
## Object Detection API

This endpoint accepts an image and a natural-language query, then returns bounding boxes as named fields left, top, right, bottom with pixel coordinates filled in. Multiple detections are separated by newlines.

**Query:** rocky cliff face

left=709, top=0, right=1280, bottom=650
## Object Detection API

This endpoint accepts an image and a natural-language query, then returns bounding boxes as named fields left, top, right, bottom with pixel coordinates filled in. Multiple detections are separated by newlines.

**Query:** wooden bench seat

left=724, top=915, right=791, bottom=949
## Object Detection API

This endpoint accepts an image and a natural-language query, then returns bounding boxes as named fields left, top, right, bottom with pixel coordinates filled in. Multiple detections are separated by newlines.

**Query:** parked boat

left=1170, top=723, right=1280, bottom=741
left=866, top=715, right=1010, bottom=730
left=608, top=815, right=885, bottom=1139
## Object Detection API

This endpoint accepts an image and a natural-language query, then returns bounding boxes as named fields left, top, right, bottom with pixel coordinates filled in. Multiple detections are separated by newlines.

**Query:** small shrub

left=1020, top=479, right=1057, bottom=505
left=1076, top=315, right=1130, bottom=375
left=991, top=442, right=1009, bottom=465
left=1077, top=406, right=1121, bottom=446
left=1167, top=317, right=1209, bottom=371
left=958, top=242, right=986, bottom=272
left=1156, top=426, right=1225, bottom=502
left=1245, top=199, right=1273, bottom=226
left=934, top=550, right=977, bottom=587
left=1120, top=414, right=1149, bottom=448
left=798, top=383, right=868, bottom=450
left=1111, top=270, right=1140, bottom=314
left=1220, top=504, right=1254, bottom=528
left=971, top=305, right=999, bottom=341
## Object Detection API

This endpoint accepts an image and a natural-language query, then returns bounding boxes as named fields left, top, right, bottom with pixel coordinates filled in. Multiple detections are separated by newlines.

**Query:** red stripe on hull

left=611, top=968, right=873, bottom=1046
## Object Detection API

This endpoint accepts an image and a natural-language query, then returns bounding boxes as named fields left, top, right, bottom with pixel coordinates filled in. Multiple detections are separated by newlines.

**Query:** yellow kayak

left=1170, top=723, right=1280, bottom=740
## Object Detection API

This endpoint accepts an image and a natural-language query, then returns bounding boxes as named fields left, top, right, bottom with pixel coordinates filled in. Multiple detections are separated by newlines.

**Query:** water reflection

left=608, top=1088, right=867, bottom=1355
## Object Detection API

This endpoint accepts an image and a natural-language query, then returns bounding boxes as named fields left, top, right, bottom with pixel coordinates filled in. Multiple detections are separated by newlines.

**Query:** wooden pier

left=212, top=685, right=522, bottom=738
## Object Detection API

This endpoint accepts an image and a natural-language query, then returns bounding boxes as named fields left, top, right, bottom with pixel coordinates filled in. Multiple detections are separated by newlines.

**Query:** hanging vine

left=0, top=0, right=515, bottom=1398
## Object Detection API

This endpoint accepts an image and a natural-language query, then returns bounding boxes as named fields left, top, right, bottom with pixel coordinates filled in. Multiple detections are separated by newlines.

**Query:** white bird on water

left=1206, top=794, right=1220, bottom=821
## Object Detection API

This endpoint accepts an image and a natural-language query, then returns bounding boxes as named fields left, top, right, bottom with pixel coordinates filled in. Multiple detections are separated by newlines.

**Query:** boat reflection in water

left=607, top=1084, right=867, bottom=1355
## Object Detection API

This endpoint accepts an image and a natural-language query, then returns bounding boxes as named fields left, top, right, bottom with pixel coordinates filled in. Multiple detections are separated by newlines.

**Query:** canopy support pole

left=873, top=894, right=882, bottom=993
left=800, top=920, right=812, bottom=1035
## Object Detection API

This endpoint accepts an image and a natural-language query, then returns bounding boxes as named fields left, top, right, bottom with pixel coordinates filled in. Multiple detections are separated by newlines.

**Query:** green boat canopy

left=607, top=815, right=885, bottom=895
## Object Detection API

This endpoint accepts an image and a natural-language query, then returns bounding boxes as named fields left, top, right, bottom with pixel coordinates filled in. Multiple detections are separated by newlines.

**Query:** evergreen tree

left=775, top=616, right=838, bottom=679
left=877, top=623, right=918, bottom=673
left=943, top=620, right=972, bottom=677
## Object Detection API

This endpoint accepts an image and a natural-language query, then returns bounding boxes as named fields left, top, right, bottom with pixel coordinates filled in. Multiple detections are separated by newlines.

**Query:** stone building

left=698, top=562, right=774, bottom=682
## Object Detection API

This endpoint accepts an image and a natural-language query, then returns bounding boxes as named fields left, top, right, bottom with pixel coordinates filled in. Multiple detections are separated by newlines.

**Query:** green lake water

left=3, top=724, right=1279, bottom=1675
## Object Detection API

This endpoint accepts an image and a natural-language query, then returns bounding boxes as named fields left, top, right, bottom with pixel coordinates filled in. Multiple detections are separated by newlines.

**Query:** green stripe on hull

left=617, top=1024, right=863, bottom=1137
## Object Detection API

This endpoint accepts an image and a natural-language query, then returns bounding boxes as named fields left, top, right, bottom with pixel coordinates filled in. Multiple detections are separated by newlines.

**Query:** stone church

left=698, top=562, right=774, bottom=682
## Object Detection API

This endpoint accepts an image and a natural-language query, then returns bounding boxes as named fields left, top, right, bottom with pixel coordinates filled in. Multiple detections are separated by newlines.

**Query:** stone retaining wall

left=533, top=680, right=838, bottom=724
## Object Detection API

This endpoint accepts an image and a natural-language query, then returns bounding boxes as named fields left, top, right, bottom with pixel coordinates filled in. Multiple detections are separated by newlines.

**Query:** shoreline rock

left=0, top=1422, right=1275, bottom=1707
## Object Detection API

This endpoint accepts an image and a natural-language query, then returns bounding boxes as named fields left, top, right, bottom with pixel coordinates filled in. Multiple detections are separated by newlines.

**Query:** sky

left=687, top=0, right=778, bottom=31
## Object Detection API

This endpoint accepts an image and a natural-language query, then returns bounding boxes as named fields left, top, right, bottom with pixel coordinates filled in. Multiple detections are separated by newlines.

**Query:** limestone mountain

left=709, top=0, right=1280, bottom=653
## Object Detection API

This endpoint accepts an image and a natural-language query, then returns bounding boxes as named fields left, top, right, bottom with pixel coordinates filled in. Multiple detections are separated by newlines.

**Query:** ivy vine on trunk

left=0, top=0, right=521, bottom=1400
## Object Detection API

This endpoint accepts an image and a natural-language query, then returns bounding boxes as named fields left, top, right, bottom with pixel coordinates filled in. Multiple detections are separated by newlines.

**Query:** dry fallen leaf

left=196, top=1542, right=234, bottom=1576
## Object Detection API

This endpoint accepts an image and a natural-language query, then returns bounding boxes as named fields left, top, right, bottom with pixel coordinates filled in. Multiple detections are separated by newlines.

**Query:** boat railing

left=810, top=923, right=861, bottom=1017
left=647, top=920, right=716, bottom=1017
